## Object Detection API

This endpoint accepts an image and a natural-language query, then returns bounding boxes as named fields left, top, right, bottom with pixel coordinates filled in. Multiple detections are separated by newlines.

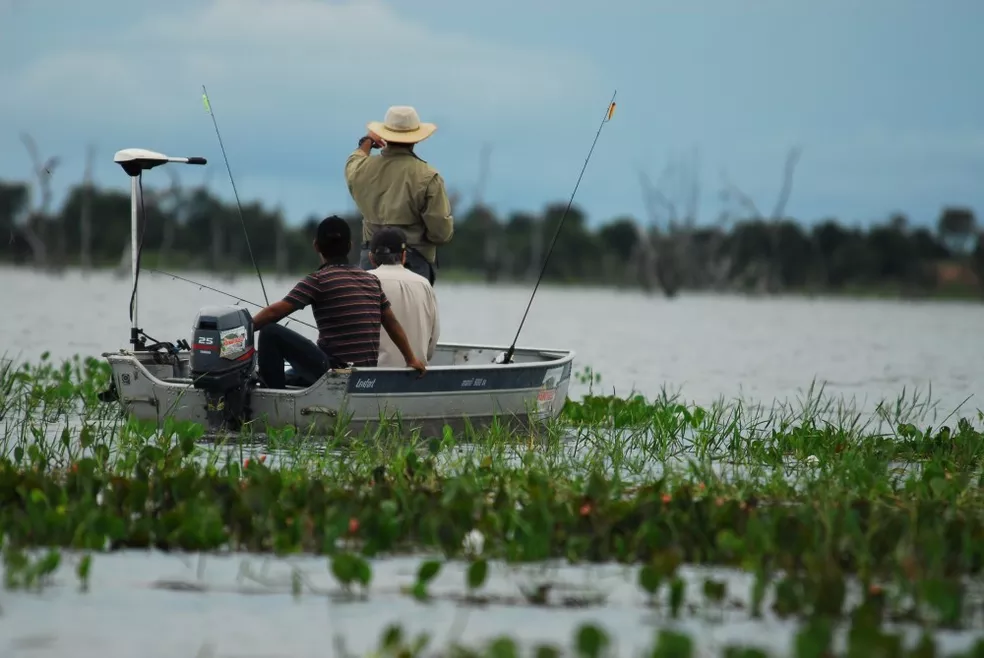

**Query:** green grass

left=2, top=353, right=984, bottom=654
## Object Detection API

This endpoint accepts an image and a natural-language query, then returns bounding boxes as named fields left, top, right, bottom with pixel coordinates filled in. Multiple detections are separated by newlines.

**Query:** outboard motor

left=189, top=306, right=257, bottom=432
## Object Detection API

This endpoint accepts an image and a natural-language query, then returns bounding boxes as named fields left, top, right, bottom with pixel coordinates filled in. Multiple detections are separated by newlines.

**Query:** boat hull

left=102, top=343, right=574, bottom=437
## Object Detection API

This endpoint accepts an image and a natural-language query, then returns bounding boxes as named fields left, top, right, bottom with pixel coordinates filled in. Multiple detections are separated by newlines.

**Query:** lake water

left=2, top=266, right=982, bottom=416
left=3, top=551, right=980, bottom=658
left=3, top=265, right=984, bottom=657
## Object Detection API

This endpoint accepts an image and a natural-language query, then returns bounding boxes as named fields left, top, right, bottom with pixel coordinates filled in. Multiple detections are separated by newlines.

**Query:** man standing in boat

left=249, top=215, right=426, bottom=389
left=367, top=227, right=440, bottom=367
left=345, top=105, right=454, bottom=285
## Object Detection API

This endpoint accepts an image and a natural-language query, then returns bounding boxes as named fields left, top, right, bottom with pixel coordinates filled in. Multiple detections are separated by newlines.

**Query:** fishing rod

left=201, top=85, right=270, bottom=306
left=501, top=90, right=617, bottom=364
left=144, top=268, right=318, bottom=331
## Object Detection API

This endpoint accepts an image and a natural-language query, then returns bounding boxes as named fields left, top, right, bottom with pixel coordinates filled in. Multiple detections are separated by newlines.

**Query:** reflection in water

left=2, top=552, right=980, bottom=657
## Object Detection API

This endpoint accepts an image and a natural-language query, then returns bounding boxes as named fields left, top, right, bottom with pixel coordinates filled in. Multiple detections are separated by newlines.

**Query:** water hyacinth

left=1, top=353, right=984, bottom=655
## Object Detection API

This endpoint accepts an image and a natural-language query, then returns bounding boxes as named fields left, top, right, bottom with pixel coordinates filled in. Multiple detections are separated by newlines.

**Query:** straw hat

left=367, top=106, right=436, bottom=144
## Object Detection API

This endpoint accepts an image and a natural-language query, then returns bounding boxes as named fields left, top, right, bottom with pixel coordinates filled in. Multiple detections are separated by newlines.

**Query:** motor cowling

left=189, top=306, right=256, bottom=432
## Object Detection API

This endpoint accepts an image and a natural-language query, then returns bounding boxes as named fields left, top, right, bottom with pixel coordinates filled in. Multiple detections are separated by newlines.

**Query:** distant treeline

left=1, top=169, right=982, bottom=299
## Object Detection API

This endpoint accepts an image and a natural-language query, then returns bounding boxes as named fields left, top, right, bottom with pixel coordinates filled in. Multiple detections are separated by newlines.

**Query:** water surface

left=4, top=266, right=984, bottom=656
left=3, top=551, right=980, bottom=658
left=3, top=266, right=982, bottom=415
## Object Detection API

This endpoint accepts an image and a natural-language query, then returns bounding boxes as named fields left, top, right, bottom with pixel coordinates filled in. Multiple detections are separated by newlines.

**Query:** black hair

left=373, top=252, right=403, bottom=266
left=316, top=215, right=352, bottom=259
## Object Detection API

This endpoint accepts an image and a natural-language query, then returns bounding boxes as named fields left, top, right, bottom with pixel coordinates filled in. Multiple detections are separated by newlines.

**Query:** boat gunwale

left=101, top=343, right=576, bottom=400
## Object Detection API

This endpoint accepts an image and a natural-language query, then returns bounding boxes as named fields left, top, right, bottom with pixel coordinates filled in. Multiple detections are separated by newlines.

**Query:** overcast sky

left=1, top=0, right=981, bottom=230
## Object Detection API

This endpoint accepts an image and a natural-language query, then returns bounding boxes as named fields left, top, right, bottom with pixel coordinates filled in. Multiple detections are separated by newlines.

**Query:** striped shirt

left=283, top=264, right=392, bottom=367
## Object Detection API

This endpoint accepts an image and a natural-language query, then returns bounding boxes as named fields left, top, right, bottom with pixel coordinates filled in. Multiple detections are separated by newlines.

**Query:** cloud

left=0, top=0, right=605, bottom=222
left=3, top=0, right=600, bottom=134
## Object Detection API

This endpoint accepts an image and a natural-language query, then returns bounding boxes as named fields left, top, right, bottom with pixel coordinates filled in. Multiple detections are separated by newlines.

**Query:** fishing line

left=201, top=85, right=270, bottom=306
left=501, top=90, right=617, bottom=364
left=143, top=268, right=318, bottom=331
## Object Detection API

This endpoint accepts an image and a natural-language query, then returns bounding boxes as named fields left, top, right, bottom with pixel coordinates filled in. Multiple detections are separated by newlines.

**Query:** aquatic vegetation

left=355, top=618, right=984, bottom=658
left=2, top=353, right=984, bottom=652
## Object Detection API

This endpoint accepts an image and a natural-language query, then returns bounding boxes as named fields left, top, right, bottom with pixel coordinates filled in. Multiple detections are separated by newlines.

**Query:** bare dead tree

left=638, top=165, right=688, bottom=297
left=18, top=133, right=60, bottom=270
left=718, top=146, right=803, bottom=294
left=672, top=148, right=703, bottom=288
left=678, top=148, right=733, bottom=291
left=275, top=215, right=288, bottom=276
left=683, top=147, right=701, bottom=231
left=444, top=187, right=467, bottom=275
left=640, top=164, right=680, bottom=227
left=770, top=147, right=802, bottom=221
left=720, top=147, right=802, bottom=223
left=628, top=225, right=659, bottom=293
left=115, top=241, right=130, bottom=279
left=717, top=170, right=767, bottom=293
left=527, top=219, right=543, bottom=283
left=212, top=216, right=228, bottom=278
left=719, top=173, right=762, bottom=219
left=154, top=168, right=185, bottom=269
left=79, top=145, right=95, bottom=272
left=473, top=143, right=492, bottom=209
left=472, top=143, right=500, bottom=283
left=704, top=208, right=736, bottom=291
left=635, top=169, right=667, bottom=294
left=193, top=170, right=228, bottom=278
left=639, top=149, right=757, bottom=295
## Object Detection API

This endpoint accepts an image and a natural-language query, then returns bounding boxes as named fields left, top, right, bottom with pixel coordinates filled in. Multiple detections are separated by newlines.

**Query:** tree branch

left=770, top=146, right=802, bottom=221
left=637, top=167, right=678, bottom=227
left=718, top=167, right=763, bottom=220
left=683, top=146, right=700, bottom=229
left=17, top=132, right=60, bottom=268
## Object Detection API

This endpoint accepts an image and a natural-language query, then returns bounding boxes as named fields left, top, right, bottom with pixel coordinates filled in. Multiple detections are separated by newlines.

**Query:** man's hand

left=368, top=130, right=386, bottom=149
left=405, top=356, right=426, bottom=377
left=358, top=131, right=386, bottom=155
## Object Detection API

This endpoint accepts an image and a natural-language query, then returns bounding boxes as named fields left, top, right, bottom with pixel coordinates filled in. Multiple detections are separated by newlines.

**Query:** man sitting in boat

left=345, top=105, right=454, bottom=285
left=367, top=227, right=440, bottom=367
left=249, top=215, right=427, bottom=389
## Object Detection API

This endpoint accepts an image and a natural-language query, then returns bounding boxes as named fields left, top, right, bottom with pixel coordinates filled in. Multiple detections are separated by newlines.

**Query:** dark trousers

left=257, top=323, right=331, bottom=389
left=360, top=244, right=436, bottom=285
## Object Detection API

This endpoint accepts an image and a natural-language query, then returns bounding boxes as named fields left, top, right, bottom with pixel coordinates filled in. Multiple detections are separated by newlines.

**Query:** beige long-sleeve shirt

left=344, top=145, right=454, bottom=264
left=369, top=264, right=440, bottom=367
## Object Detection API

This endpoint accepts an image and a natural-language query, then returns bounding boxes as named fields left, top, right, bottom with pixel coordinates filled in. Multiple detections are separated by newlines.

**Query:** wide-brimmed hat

left=367, top=106, right=436, bottom=144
